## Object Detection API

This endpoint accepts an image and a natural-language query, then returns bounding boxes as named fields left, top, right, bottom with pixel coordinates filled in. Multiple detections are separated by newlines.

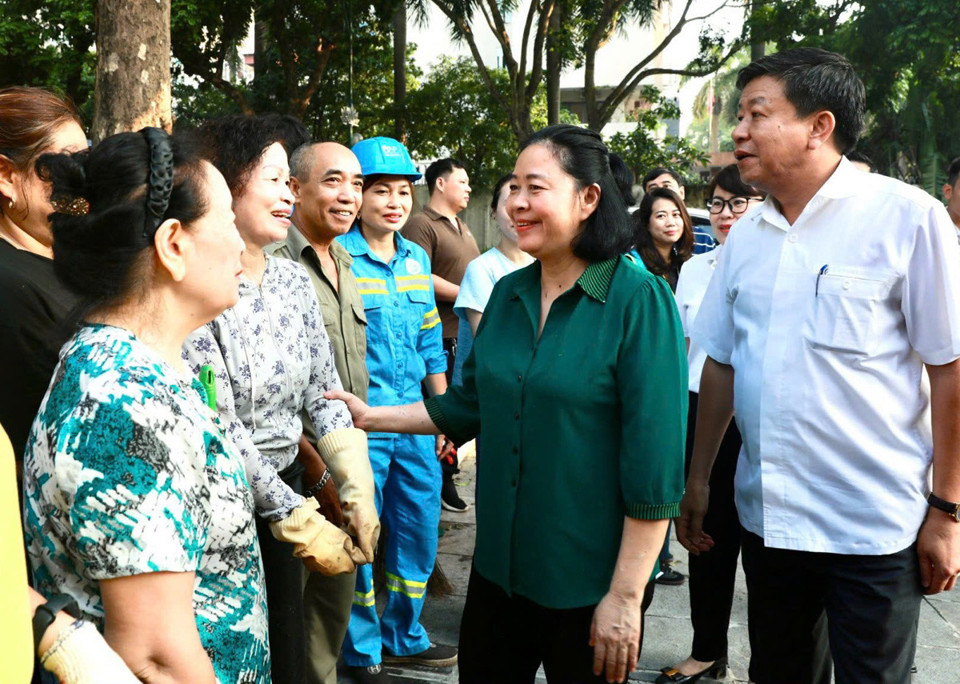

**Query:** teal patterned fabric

left=23, top=324, right=270, bottom=683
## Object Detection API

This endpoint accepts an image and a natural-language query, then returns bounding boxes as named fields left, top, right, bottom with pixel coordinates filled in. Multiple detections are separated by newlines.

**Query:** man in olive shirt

left=272, top=141, right=372, bottom=684
left=402, top=158, right=479, bottom=512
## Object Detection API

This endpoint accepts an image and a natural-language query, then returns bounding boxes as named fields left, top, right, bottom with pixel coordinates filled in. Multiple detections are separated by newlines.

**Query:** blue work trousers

left=342, top=431, right=442, bottom=666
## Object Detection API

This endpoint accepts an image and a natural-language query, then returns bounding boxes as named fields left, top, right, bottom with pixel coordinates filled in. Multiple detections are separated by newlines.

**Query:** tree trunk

left=749, top=0, right=765, bottom=61
left=545, top=1, right=563, bottom=125
left=393, top=3, right=407, bottom=142
left=254, top=17, right=269, bottom=81
left=92, top=0, right=172, bottom=143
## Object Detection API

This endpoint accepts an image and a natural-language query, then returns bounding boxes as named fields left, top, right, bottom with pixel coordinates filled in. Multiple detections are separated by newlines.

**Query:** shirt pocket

left=405, top=288, right=434, bottom=333
left=351, top=301, right=368, bottom=359
left=809, top=267, right=895, bottom=355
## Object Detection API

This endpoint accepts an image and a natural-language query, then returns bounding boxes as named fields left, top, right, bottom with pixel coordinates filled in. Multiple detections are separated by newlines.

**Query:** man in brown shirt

left=271, top=141, right=374, bottom=684
left=402, top=158, right=479, bottom=512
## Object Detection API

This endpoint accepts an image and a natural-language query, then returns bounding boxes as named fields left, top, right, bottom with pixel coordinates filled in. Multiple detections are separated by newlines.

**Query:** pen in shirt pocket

left=815, top=264, right=829, bottom=297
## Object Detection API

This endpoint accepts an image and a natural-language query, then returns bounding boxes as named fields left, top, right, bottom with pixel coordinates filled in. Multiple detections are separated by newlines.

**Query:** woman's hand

left=590, top=589, right=642, bottom=683
left=325, top=390, right=372, bottom=431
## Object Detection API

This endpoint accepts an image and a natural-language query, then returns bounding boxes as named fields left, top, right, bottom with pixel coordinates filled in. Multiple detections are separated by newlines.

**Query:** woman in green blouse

left=327, top=124, right=687, bottom=684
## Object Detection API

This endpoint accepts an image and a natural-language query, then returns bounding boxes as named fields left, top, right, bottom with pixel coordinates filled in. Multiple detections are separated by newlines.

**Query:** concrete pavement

left=342, top=448, right=960, bottom=683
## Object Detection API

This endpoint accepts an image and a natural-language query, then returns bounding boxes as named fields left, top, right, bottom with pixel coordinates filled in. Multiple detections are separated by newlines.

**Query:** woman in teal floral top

left=23, top=129, right=270, bottom=683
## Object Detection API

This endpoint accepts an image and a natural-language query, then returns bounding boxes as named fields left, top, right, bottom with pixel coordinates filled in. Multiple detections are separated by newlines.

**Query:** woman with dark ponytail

left=22, top=129, right=270, bottom=683
left=326, top=124, right=688, bottom=683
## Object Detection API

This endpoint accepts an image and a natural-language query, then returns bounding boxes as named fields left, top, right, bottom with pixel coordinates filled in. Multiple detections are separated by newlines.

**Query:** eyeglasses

left=706, top=196, right=762, bottom=215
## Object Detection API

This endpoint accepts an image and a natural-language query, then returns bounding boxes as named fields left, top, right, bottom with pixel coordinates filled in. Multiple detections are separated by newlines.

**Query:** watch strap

left=927, top=493, right=960, bottom=523
left=33, top=593, right=80, bottom=654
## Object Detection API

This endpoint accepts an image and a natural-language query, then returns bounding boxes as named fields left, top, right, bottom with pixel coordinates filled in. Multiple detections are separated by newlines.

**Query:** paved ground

left=342, top=448, right=960, bottom=683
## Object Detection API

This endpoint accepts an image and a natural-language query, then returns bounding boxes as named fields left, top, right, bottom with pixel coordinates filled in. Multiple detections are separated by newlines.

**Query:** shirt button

left=788, top=233, right=798, bottom=243
left=511, top=478, right=517, bottom=487
left=843, top=280, right=851, bottom=290
left=393, top=301, right=399, bottom=307
left=514, top=412, right=520, bottom=420
left=517, top=374, right=522, bottom=382
left=512, top=446, right=518, bottom=454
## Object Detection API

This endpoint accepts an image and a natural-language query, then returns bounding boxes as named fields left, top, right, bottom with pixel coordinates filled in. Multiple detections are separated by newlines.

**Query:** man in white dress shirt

left=677, top=47, right=960, bottom=684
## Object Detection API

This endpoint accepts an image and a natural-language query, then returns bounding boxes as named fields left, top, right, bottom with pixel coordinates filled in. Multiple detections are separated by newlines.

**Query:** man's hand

left=676, top=478, right=714, bottom=555
left=917, top=510, right=960, bottom=594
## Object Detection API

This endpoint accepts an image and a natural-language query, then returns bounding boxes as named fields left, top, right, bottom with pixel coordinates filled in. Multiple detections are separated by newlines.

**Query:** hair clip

left=140, top=127, right=174, bottom=239
left=51, top=196, right=90, bottom=216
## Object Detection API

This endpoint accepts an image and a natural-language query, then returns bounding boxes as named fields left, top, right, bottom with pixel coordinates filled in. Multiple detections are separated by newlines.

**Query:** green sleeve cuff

left=624, top=501, right=681, bottom=520
left=424, top=397, right=468, bottom=446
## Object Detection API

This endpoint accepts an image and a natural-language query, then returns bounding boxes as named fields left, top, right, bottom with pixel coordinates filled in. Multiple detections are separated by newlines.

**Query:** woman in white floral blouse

left=182, top=115, right=378, bottom=684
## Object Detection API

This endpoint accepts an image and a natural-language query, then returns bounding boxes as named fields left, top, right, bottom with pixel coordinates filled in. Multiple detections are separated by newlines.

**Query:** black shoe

left=655, top=564, right=685, bottom=586
left=345, top=663, right=394, bottom=683
left=655, top=657, right=727, bottom=683
left=441, top=475, right=469, bottom=512
left=383, top=642, right=458, bottom=668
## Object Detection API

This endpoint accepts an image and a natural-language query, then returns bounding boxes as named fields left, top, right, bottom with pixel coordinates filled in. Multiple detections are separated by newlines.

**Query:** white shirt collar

left=757, top=156, right=860, bottom=232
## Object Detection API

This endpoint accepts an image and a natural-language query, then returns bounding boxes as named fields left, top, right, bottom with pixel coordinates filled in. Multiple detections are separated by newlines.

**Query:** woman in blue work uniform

left=336, top=137, right=455, bottom=683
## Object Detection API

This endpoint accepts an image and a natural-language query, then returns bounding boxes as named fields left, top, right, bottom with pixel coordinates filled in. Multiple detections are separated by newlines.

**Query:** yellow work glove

left=315, top=427, right=380, bottom=563
left=41, top=619, right=140, bottom=683
left=269, top=498, right=358, bottom=575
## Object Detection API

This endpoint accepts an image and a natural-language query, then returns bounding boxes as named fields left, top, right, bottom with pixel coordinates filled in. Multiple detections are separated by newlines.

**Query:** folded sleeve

left=902, top=203, right=960, bottom=365
left=617, top=277, right=687, bottom=519
left=691, top=239, right=735, bottom=365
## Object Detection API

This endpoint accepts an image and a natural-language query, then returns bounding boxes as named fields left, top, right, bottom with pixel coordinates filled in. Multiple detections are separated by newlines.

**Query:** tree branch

left=524, top=0, right=555, bottom=102
left=599, top=37, right=743, bottom=127
left=594, top=0, right=695, bottom=125
left=429, top=0, right=511, bottom=112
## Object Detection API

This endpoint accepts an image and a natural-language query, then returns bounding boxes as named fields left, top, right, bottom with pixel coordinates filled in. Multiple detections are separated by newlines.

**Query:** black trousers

left=684, top=391, right=743, bottom=662
left=740, top=530, right=922, bottom=684
left=254, top=463, right=306, bottom=684
left=459, top=566, right=656, bottom=684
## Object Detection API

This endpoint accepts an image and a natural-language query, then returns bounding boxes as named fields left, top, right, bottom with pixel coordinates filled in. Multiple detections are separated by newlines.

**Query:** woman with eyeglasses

left=634, top=187, right=694, bottom=292
left=655, top=164, right=764, bottom=684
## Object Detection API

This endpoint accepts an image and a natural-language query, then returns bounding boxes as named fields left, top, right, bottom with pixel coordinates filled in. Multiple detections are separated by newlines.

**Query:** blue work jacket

left=338, top=226, right=447, bottom=412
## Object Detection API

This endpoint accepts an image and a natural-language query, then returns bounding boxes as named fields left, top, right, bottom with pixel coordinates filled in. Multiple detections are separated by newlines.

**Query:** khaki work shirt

left=402, top=206, right=480, bottom=338
left=271, top=227, right=369, bottom=441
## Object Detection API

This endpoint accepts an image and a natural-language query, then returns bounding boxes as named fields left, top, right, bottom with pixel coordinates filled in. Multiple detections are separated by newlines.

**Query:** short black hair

left=634, top=187, right=693, bottom=275
left=846, top=150, right=876, bottom=172
left=641, top=167, right=682, bottom=190
left=707, top=163, right=765, bottom=201
left=947, top=157, right=960, bottom=188
left=489, top=172, right=514, bottom=214
left=260, top=113, right=311, bottom=158
left=197, top=114, right=288, bottom=195
left=736, top=47, right=865, bottom=155
left=608, top=153, right=636, bottom=207
left=425, top=157, right=465, bottom=195
left=39, top=131, right=207, bottom=309
left=520, top=124, right=633, bottom=262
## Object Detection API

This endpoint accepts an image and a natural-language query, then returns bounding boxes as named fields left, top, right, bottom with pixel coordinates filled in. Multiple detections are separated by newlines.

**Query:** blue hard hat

left=351, top=137, right=422, bottom=181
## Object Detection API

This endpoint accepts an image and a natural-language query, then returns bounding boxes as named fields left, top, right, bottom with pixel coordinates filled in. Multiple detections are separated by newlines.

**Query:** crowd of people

left=3, top=45, right=960, bottom=684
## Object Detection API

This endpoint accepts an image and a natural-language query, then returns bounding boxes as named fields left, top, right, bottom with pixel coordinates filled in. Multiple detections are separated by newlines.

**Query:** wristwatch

left=33, top=593, right=80, bottom=653
left=927, top=493, right=960, bottom=523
